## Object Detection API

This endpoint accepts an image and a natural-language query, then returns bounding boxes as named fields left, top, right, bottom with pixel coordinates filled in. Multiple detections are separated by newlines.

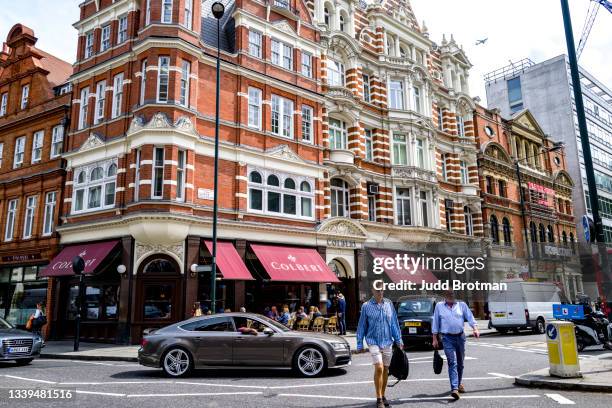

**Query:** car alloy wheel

left=296, top=347, right=325, bottom=377
left=163, top=348, right=192, bottom=377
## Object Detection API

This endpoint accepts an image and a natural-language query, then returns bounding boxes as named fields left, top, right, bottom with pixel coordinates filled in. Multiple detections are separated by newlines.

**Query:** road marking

left=488, top=372, right=515, bottom=378
left=61, top=381, right=175, bottom=385
left=176, top=382, right=269, bottom=389
left=546, top=393, right=576, bottom=405
left=278, top=393, right=374, bottom=401
left=127, top=392, right=262, bottom=398
left=76, top=390, right=126, bottom=397
left=4, top=375, right=56, bottom=384
left=68, top=360, right=138, bottom=367
left=394, top=394, right=540, bottom=402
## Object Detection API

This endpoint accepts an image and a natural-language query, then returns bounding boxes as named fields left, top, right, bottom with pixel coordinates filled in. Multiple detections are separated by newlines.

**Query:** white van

left=488, top=281, right=562, bottom=334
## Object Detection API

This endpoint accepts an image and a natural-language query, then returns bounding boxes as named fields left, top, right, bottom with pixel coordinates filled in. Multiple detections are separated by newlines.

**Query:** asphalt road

left=1, top=332, right=611, bottom=408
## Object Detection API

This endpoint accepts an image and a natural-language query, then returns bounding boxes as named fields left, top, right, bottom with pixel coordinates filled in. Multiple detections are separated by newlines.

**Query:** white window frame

left=100, top=25, right=111, bottom=52
left=23, top=195, right=37, bottom=239
left=246, top=168, right=315, bottom=220
left=363, top=74, right=371, bottom=102
left=301, top=105, right=313, bottom=143
left=301, top=52, right=312, bottom=77
left=368, top=193, right=376, bottom=222
left=78, top=88, right=89, bottom=129
left=20, top=85, right=29, bottom=110
left=152, top=147, right=165, bottom=199
left=0, top=92, right=7, bottom=116
left=271, top=39, right=293, bottom=70
left=248, top=31, right=262, bottom=58
left=162, top=0, right=173, bottom=24
left=134, top=148, right=141, bottom=201
left=457, top=115, right=465, bottom=136
left=71, top=159, right=118, bottom=214
left=364, top=129, right=373, bottom=161
left=271, top=95, right=294, bottom=138
left=396, top=187, right=412, bottom=226
left=145, top=0, right=151, bottom=25
left=94, top=80, right=106, bottom=124
left=51, top=125, right=64, bottom=158
left=392, top=134, right=407, bottom=165
left=14, top=136, right=25, bottom=168
left=248, top=87, right=262, bottom=129
left=441, top=153, right=448, bottom=181
left=437, top=106, right=444, bottom=130
left=184, top=0, right=193, bottom=30
left=330, top=178, right=350, bottom=218
left=419, top=190, right=429, bottom=227
left=389, top=80, right=404, bottom=110
left=327, top=60, right=345, bottom=86
left=140, top=59, right=148, bottom=105
left=328, top=118, right=347, bottom=150
left=415, top=138, right=425, bottom=168
left=42, top=191, right=57, bottom=236
left=32, top=131, right=44, bottom=163
left=460, top=160, right=469, bottom=184
left=157, top=56, right=170, bottom=103
left=117, top=15, right=128, bottom=43
left=176, top=150, right=186, bottom=201
left=464, top=206, right=474, bottom=236
left=4, top=199, right=18, bottom=241
left=179, top=60, right=190, bottom=107
left=112, top=73, right=124, bottom=118
left=413, top=86, right=422, bottom=113
left=84, top=31, right=94, bottom=58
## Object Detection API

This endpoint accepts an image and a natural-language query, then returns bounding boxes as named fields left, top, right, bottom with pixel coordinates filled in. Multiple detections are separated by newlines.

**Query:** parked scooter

left=572, top=309, right=612, bottom=351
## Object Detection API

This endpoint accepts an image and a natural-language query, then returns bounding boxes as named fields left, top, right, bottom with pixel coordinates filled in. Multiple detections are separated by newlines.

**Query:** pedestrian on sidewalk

left=356, top=288, right=403, bottom=408
left=431, top=290, right=479, bottom=401
left=337, top=292, right=347, bottom=335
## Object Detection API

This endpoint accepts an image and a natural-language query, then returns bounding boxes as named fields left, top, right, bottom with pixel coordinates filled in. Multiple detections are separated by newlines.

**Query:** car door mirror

left=263, top=327, right=274, bottom=336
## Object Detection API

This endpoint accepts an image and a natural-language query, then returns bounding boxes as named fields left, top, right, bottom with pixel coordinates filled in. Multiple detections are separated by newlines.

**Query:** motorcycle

left=572, top=311, right=612, bottom=352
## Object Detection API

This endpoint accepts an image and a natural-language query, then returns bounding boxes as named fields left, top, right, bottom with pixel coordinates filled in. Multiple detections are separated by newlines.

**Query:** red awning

left=250, top=244, right=340, bottom=283
left=369, top=249, right=439, bottom=284
left=204, top=241, right=254, bottom=280
left=41, top=240, right=120, bottom=277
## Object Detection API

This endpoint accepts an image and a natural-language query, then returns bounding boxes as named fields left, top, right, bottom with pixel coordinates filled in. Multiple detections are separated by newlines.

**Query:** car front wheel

left=162, top=347, right=193, bottom=377
left=293, top=346, right=326, bottom=377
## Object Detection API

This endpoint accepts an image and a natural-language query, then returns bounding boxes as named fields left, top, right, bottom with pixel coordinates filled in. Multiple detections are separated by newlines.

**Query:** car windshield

left=0, top=317, right=13, bottom=329
left=257, top=315, right=291, bottom=332
left=397, top=299, right=434, bottom=316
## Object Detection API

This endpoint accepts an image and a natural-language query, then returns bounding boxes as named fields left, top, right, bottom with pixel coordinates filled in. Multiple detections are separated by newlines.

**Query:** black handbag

left=388, top=345, right=409, bottom=387
left=433, top=349, right=444, bottom=375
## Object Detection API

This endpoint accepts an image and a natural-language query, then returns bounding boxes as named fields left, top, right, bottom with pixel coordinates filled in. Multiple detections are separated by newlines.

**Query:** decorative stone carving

left=128, top=115, right=145, bottom=133
left=266, top=145, right=306, bottom=164
left=273, top=20, right=295, bottom=36
left=174, top=116, right=197, bottom=135
left=134, top=241, right=185, bottom=274
left=149, top=112, right=173, bottom=128
left=317, top=218, right=368, bottom=238
left=79, top=133, right=105, bottom=152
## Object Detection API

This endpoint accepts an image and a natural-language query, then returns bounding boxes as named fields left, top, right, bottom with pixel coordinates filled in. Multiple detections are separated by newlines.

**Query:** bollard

left=546, top=320, right=581, bottom=378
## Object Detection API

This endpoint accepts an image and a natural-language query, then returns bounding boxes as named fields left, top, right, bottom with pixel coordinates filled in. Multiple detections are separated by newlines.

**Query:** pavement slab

left=515, top=358, right=612, bottom=392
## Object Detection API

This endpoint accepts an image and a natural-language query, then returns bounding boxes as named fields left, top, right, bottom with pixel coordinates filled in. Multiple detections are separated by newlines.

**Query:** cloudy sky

left=1, top=0, right=610, bottom=104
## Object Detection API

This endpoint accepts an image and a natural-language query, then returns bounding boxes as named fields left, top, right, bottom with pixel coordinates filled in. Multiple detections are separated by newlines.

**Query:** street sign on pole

left=582, top=215, right=591, bottom=243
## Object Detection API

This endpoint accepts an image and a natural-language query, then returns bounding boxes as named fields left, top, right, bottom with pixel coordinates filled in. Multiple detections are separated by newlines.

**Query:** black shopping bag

left=388, top=345, right=409, bottom=387
left=433, top=349, right=444, bottom=375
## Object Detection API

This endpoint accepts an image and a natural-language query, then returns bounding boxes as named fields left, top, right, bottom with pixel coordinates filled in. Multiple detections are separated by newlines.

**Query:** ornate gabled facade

left=0, top=24, right=72, bottom=335
left=474, top=105, right=581, bottom=301
left=309, top=0, right=482, bottom=257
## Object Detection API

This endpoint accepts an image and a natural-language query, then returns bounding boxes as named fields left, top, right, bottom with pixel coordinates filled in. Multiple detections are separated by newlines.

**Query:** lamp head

left=211, top=2, right=225, bottom=19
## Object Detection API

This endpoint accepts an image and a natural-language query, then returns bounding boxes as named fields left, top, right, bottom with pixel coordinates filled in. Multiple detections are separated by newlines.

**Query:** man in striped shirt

left=356, top=288, right=403, bottom=408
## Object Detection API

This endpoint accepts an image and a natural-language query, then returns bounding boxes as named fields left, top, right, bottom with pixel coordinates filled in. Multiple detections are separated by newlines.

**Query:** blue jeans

left=441, top=334, right=466, bottom=391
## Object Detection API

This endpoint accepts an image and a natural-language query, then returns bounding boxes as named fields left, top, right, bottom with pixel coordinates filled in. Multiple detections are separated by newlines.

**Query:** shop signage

left=326, top=239, right=357, bottom=248
left=544, top=245, right=573, bottom=258
left=1, top=253, right=41, bottom=263
left=198, top=188, right=215, bottom=200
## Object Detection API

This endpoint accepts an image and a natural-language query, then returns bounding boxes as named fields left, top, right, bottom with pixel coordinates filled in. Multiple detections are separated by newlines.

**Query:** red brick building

left=0, top=24, right=71, bottom=334
left=474, top=105, right=581, bottom=300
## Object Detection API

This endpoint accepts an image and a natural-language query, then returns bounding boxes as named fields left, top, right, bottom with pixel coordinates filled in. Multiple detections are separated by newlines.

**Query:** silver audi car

left=0, top=317, right=44, bottom=365
left=138, top=312, right=351, bottom=377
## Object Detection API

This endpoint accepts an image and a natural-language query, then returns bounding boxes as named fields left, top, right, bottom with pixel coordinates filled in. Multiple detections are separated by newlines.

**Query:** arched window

left=300, top=181, right=311, bottom=192
left=502, top=217, right=511, bottom=246
left=330, top=178, right=350, bottom=217
left=250, top=171, right=262, bottom=183
left=77, top=171, right=86, bottom=184
left=386, top=37, right=395, bottom=56
left=490, top=215, right=499, bottom=244
left=107, top=163, right=117, bottom=177
left=339, top=14, right=345, bottom=32
left=530, top=221, right=537, bottom=242
left=144, top=258, right=178, bottom=273
left=569, top=232, right=575, bottom=243
left=73, top=160, right=117, bottom=213
left=324, top=7, right=330, bottom=27
left=547, top=225, right=554, bottom=242
left=267, top=174, right=280, bottom=186
left=562, top=231, right=568, bottom=244
left=90, top=167, right=104, bottom=181
left=328, top=118, right=347, bottom=150
left=284, top=178, right=296, bottom=190
left=539, top=223, right=546, bottom=243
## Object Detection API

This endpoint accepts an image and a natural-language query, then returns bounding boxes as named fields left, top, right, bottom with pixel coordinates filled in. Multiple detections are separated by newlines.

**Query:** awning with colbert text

left=41, top=240, right=120, bottom=277
left=369, top=249, right=439, bottom=284
left=204, top=241, right=254, bottom=280
left=250, top=244, right=340, bottom=283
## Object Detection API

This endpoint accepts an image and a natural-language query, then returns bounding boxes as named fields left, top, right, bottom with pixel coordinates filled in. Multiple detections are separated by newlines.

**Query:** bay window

left=389, top=80, right=404, bottom=109
left=392, top=134, right=407, bottom=165
left=139, top=59, right=147, bottom=105
left=184, top=0, right=193, bottom=30
left=71, top=159, right=117, bottom=213
left=327, top=60, right=345, bottom=86
left=152, top=147, right=164, bottom=198
left=247, top=169, right=314, bottom=219
left=330, top=178, right=350, bottom=218
left=162, top=0, right=173, bottom=23
left=157, top=56, right=170, bottom=102
left=415, top=138, right=425, bottom=168
left=180, top=61, right=190, bottom=107
left=176, top=150, right=185, bottom=201
left=328, top=118, right=347, bottom=150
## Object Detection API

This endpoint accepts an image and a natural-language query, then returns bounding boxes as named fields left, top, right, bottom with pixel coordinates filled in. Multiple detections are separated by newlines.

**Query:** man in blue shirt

left=432, top=290, right=479, bottom=400
left=356, top=288, right=403, bottom=408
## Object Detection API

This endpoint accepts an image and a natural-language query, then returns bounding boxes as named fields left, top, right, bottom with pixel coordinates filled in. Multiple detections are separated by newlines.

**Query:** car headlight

left=330, top=342, right=348, bottom=351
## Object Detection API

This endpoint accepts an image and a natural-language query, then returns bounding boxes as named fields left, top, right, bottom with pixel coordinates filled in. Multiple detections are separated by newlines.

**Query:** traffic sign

left=553, top=304, right=584, bottom=319
left=546, top=324, right=558, bottom=340
left=582, top=215, right=590, bottom=242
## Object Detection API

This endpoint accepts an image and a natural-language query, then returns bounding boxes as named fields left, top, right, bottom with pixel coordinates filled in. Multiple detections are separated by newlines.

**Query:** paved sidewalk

left=41, top=320, right=493, bottom=362
left=515, top=357, right=612, bottom=392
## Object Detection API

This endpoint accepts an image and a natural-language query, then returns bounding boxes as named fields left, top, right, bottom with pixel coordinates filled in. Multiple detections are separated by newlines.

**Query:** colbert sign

left=40, top=241, right=119, bottom=277
left=326, top=239, right=357, bottom=249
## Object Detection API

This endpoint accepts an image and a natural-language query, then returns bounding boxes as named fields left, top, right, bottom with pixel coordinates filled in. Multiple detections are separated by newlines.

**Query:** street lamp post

left=514, top=142, right=564, bottom=279
left=71, top=255, right=85, bottom=352
left=210, top=2, right=225, bottom=314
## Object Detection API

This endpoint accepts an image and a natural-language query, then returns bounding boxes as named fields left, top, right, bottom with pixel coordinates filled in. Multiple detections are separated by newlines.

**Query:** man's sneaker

left=451, top=390, right=460, bottom=400
left=458, top=384, right=466, bottom=393
left=376, top=398, right=385, bottom=408
left=382, top=396, right=391, bottom=407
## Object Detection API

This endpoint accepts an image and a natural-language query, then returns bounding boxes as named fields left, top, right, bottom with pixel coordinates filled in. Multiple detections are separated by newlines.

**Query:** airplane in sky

left=475, top=38, right=488, bottom=45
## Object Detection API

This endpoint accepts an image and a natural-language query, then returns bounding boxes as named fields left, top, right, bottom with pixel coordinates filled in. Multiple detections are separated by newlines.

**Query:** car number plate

left=494, top=313, right=506, bottom=318
left=8, top=347, right=29, bottom=353
left=408, top=327, right=417, bottom=334
left=404, top=321, right=422, bottom=327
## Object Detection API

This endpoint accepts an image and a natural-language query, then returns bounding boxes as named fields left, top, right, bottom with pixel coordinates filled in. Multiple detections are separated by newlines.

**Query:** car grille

left=2, top=339, right=33, bottom=357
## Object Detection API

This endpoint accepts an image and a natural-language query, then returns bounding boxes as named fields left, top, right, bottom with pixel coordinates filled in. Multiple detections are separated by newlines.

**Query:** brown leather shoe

left=376, top=398, right=385, bottom=408
left=458, top=384, right=466, bottom=393
left=451, top=390, right=460, bottom=400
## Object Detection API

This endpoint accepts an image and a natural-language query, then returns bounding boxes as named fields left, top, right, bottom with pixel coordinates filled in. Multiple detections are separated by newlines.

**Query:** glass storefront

left=0, top=266, right=48, bottom=328
left=66, top=284, right=120, bottom=321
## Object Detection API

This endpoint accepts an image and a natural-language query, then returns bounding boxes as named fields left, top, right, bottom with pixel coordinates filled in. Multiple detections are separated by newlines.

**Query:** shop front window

left=143, top=284, right=173, bottom=320
left=1, top=266, right=47, bottom=327
left=66, top=284, right=119, bottom=321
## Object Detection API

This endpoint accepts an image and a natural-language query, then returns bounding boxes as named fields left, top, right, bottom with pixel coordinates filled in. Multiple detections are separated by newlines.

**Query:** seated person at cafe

left=278, top=306, right=291, bottom=326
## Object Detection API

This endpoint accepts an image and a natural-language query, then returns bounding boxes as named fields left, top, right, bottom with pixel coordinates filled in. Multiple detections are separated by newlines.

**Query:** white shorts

left=369, top=345, right=393, bottom=367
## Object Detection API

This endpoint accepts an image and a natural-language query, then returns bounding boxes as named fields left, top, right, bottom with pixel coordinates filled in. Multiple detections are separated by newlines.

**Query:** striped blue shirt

left=356, top=297, right=403, bottom=351
left=431, top=301, right=477, bottom=335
